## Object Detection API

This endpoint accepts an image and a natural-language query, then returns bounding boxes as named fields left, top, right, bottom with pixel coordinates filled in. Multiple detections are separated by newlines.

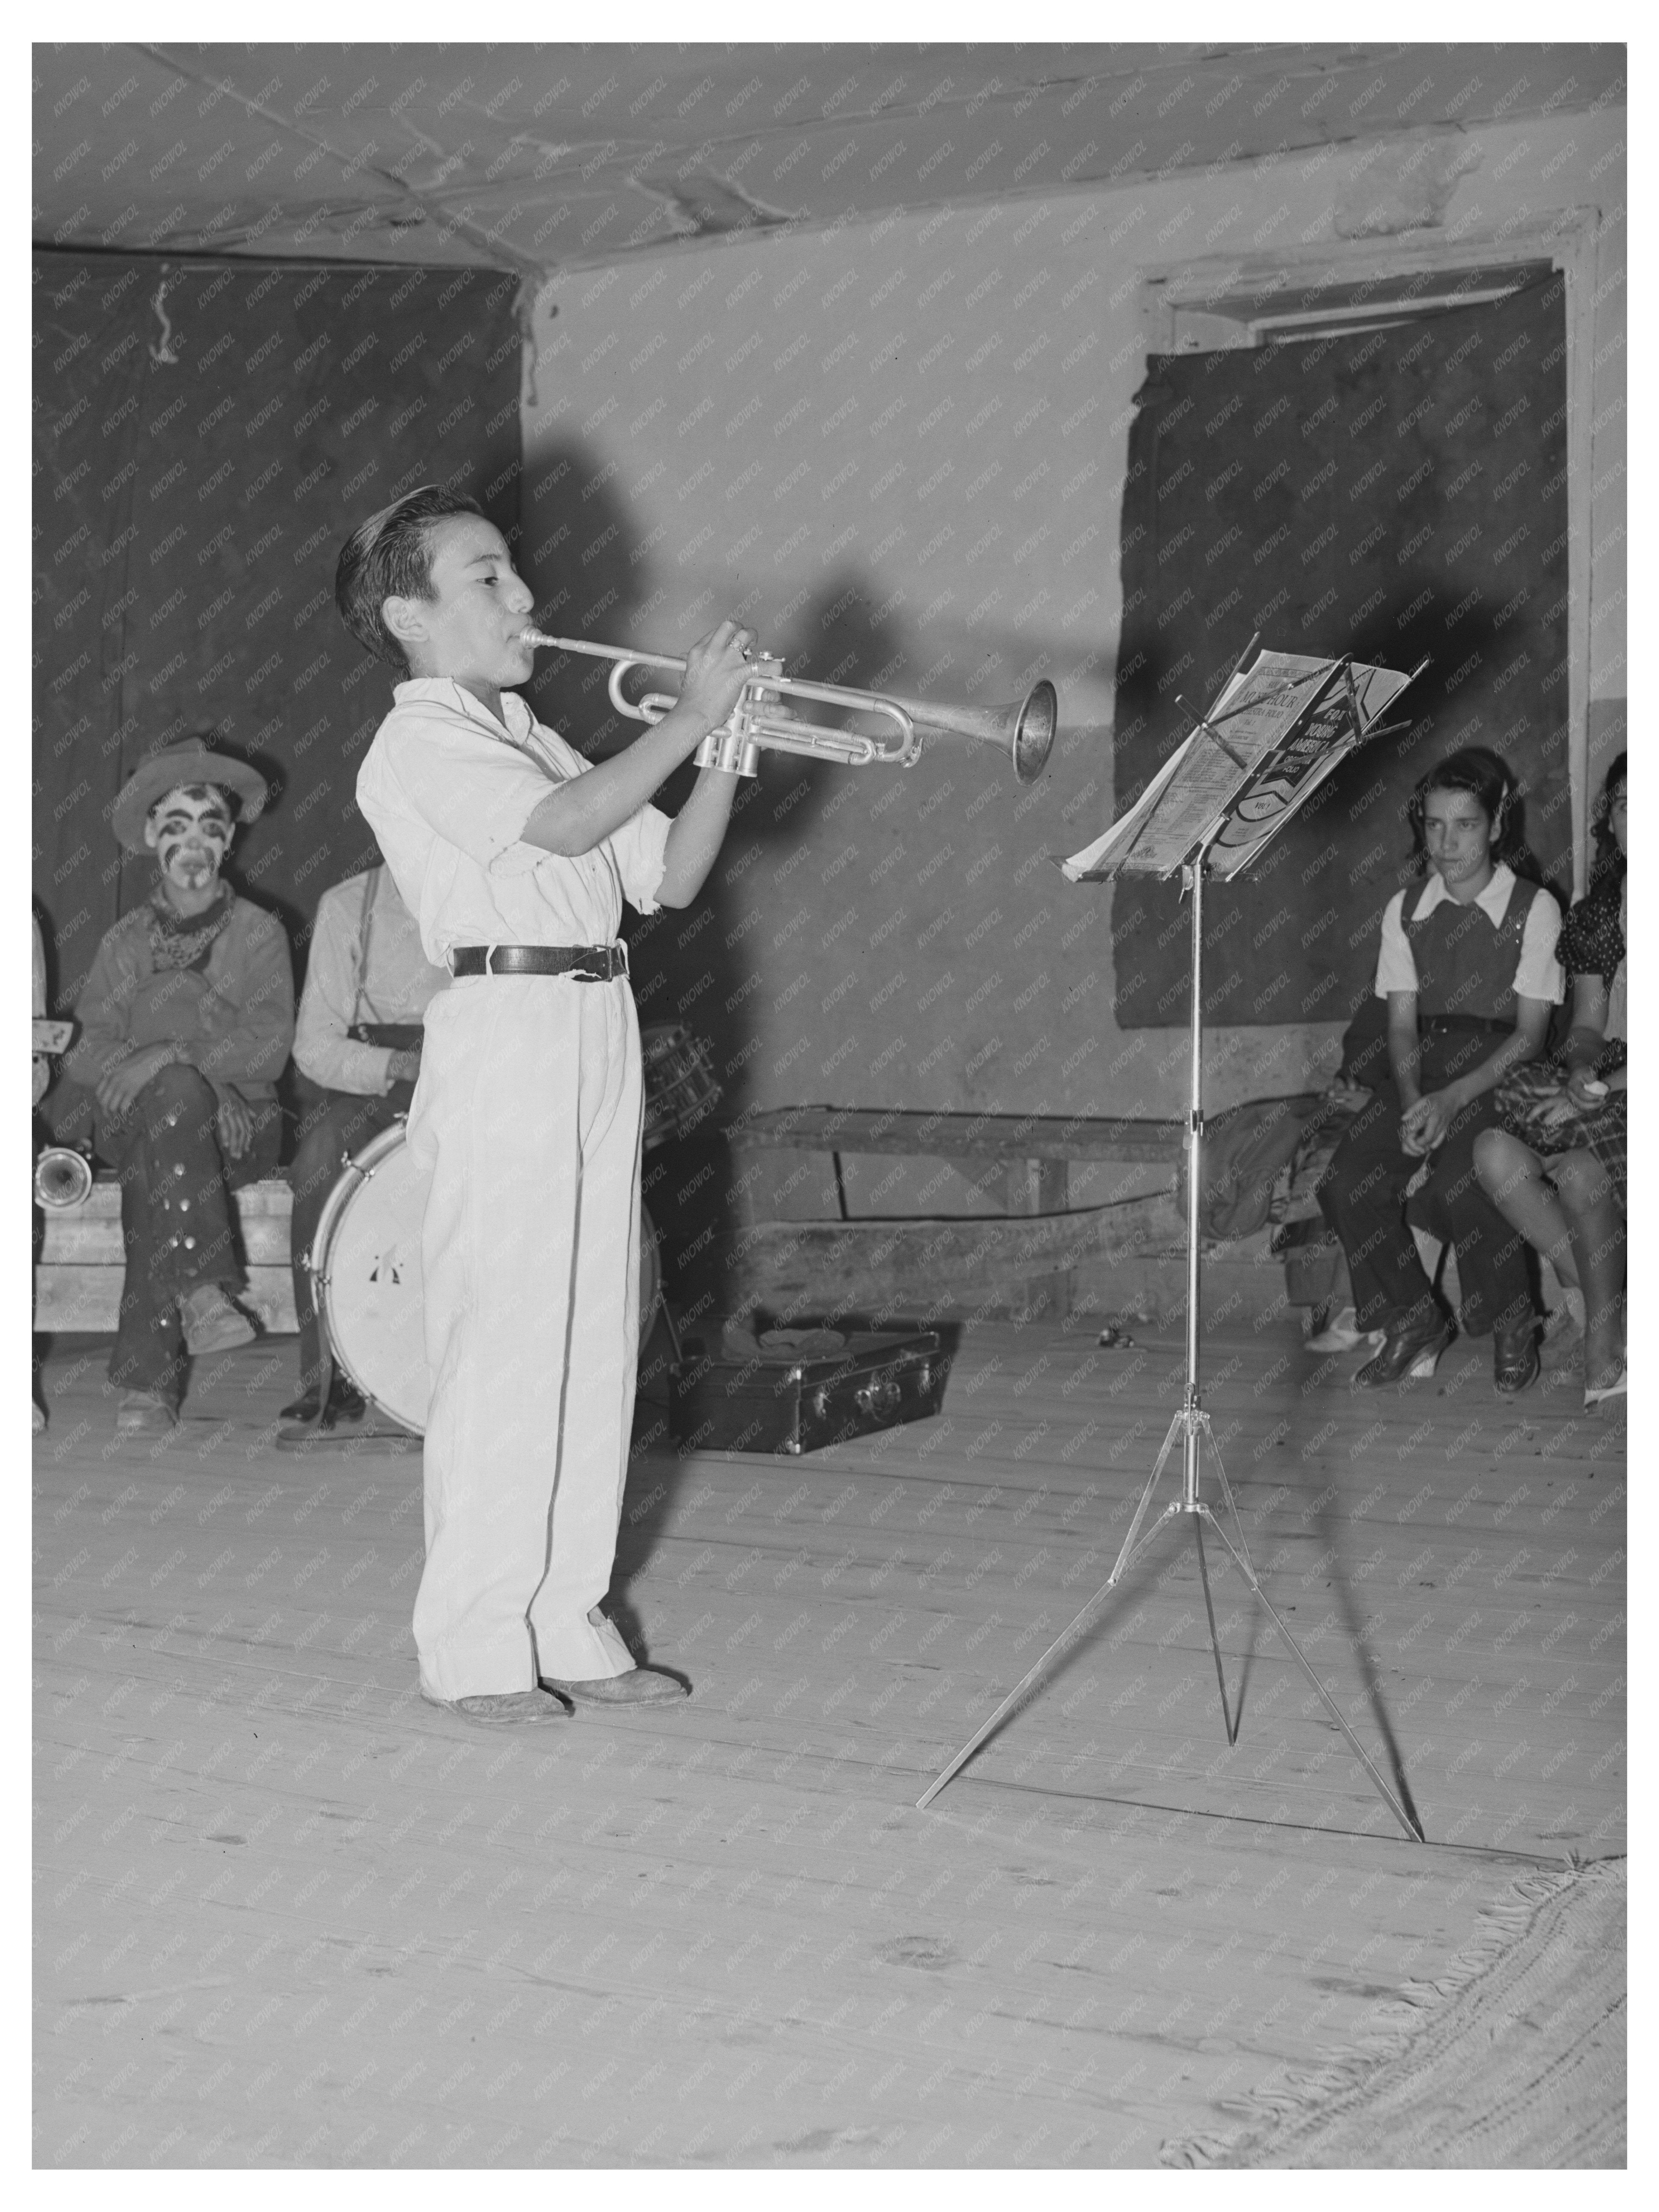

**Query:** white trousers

left=405, top=973, right=643, bottom=1699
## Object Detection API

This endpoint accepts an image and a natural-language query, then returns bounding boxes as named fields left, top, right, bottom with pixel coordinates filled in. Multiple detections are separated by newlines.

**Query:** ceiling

left=33, top=42, right=1625, bottom=282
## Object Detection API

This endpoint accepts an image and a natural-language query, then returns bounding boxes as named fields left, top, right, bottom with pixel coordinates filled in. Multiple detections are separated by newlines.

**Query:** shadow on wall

left=517, top=446, right=929, bottom=1309
left=634, top=571, right=914, bottom=1081
left=644, top=576, right=918, bottom=1313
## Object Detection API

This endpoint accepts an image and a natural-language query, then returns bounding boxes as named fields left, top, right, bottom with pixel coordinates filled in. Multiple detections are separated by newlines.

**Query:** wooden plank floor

left=33, top=1312, right=1625, bottom=2167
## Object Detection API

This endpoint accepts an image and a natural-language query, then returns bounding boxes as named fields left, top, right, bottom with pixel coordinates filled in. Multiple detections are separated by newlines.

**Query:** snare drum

left=309, top=1122, right=662, bottom=1436
left=641, top=1023, right=722, bottom=1149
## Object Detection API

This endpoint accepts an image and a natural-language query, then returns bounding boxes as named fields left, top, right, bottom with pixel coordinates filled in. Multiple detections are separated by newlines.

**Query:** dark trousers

left=1316, top=1022, right=1534, bottom=1339
left=94, top=1065, right=282, bottom=1405
left=286, top=1083, right=415, bottom=1394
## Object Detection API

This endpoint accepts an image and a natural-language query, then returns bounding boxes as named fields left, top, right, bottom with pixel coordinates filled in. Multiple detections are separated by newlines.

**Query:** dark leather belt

left=1421, top=1013, right=1509, bottom=1035
left=449, top=943, right=629, bottom=981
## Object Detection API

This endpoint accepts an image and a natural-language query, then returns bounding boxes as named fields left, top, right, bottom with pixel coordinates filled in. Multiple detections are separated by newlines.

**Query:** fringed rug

left=1163, top=1858, right=1625, bottom=2168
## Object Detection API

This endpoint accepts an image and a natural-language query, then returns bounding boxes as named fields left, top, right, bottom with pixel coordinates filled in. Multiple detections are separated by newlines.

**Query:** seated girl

left=1318, top=746, right=1563, bottom=1394
left=1473, top=754, right=1626, bottom=1404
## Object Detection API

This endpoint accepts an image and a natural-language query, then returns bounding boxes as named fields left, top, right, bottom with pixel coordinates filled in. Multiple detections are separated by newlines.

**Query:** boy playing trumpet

left=339, top=485, right=752, bottom=1725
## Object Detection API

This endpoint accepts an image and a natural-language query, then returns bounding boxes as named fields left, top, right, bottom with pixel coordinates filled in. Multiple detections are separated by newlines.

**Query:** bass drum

left=310, top=1122, right=662, bottom=1437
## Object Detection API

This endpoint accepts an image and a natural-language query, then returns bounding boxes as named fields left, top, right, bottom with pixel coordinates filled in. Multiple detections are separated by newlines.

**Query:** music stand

left=918, top=641, right=1428, bottom=1842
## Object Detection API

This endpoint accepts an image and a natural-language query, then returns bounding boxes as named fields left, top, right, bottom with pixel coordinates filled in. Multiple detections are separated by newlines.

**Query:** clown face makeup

left=144, top=784, right=234, bottom=904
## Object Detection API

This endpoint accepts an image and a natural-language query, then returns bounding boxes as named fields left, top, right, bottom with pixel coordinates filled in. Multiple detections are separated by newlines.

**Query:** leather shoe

left=539, top=1669, right=690, bottom=1707
left=420, top=1687, right=570, bottom=1726
left=1492, top=1318, right=1541, bottom=1396
left=179, top=1282, right=257, bottom=1354
left=1307, top=1303, right=1386, bottom=1354
left=1355, top=1308, right=1454, bottom=1387
left=278, top=1378, right=366, bottom=1430
left=115, top=1389, right=178, bottom=1435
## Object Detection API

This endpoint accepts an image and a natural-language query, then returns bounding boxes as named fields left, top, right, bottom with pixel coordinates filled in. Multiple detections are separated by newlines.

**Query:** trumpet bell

left=896, top=679, right=1058, bottom=785
left=34, top=1146, right=93, bottom=1209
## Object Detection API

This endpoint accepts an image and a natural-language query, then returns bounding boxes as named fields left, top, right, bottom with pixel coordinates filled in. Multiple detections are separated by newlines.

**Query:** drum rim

left=307, top=1117, right=410, bottom=1277
left=310, top=1118, right=425, bottom=1433
left=308, top=1122, right=662, bottom=1435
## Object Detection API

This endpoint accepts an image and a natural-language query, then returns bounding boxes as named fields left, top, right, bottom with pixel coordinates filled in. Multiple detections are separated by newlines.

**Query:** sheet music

left=1061, top=649, right=1416, bottom=883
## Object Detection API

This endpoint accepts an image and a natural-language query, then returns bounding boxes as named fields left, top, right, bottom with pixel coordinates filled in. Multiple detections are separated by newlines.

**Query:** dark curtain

left=33, top=249, right=522, bottom=1124
left=1110, top=278, right=1570, bottom=1028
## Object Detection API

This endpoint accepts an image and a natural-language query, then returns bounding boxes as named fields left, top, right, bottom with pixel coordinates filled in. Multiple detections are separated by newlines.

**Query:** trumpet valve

left=694, top=727, right=763, bottom=778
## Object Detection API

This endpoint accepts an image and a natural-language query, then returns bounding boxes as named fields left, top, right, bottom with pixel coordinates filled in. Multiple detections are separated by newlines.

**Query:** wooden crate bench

left=34, top=1176, right=298, bottom=1335
left=723, top=1106, right=1186, bottom=1321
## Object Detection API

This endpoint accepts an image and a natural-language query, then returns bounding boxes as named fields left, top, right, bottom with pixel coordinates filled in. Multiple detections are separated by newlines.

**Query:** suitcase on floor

left=669, top=1329, right=950, bottom=1455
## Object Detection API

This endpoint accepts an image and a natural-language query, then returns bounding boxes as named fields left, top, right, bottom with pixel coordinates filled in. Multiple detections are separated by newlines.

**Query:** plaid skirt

left=1553, top=1092, right=1626, bottom=1211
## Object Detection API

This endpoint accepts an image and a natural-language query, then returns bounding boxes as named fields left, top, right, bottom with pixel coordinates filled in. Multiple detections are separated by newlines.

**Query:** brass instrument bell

left=34, top=1146, right=94, bottom=1209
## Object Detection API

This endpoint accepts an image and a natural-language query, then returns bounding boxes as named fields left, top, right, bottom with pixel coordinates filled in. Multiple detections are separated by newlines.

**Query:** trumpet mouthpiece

left=519, top=628, right=559, bottom=650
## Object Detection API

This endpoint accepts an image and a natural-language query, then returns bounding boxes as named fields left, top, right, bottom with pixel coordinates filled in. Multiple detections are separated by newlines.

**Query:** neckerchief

left=145, top=884, right=234, bottom=975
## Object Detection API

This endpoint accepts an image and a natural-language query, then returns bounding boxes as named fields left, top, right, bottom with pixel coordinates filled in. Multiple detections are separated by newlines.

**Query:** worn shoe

left=278, top=1378, right=367, bottom=1432
left=1355, top=1309, right=1454, bottom=1387
left=1307, top=1304, right=1385, bottom=1354
left=1492, top=1318, right=1542, bottom=1397
left=539, top=1669, right=690, bottom=1708
left=420, top=1687, right=571, bottom=1726
left=1583, top=1368, right=1626, bottom=1409
left=179, top=1282, right=257, bottom=1354
left=115, top=1389, right=178, bottom=1436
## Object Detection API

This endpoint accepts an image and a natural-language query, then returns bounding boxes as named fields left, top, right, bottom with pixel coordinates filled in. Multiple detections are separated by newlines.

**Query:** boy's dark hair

left=1589, top=751, right=1627, bottom=890
left=334, top=483, right=484, bottom=671
left=1406, top=744, right=1531, bottom=872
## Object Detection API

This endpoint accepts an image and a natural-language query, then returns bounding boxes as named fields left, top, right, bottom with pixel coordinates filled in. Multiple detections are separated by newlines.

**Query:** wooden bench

left=32, top=1107, right=1193, bottom=1335
left=723, top=1107, right=1186, bottom=1320
left=34, top=1177, right=299, bottom=1335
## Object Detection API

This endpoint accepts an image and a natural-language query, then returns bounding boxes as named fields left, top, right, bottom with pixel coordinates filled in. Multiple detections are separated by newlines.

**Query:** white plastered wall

left=520, top=104, right=1625, bottom=1156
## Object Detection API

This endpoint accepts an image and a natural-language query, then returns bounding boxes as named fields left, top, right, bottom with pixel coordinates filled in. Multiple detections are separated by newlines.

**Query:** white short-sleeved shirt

left=293, top=866, right=449, bottom=1096
left=356, top=679, right=672, bottom=967
left=1374, top=863, right=1564, bottom=1003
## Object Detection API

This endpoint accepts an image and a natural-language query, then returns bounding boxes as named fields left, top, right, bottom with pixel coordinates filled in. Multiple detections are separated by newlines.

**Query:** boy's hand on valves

left=678, top=619, right=757, bottom=736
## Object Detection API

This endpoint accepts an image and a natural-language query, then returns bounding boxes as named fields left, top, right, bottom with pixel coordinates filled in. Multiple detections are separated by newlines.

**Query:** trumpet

left=34, top=1145, right=93, bottom=1209
left=521, top=630, right=1057, bottom=784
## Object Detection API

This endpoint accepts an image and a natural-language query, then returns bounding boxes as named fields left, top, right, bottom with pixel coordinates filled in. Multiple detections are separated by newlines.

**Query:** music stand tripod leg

left=915, top=1492, right=1186, bottom=1812
left=1191, top=1415, right=1420, bottom=1839
left=918, top=1404, right=1207, bottom=1811
left=1190, top=1487, right=1237, bottom=1747
left=1194, top=1503, right=1424, bottom=1842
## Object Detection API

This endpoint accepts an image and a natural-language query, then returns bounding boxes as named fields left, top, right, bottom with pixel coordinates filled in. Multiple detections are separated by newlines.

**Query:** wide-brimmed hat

left=110, top=740, right=269, bottom=853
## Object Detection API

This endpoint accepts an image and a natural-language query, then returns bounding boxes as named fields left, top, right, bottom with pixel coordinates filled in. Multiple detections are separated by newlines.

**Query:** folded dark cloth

left=719, top=1322, right=847, bottom=1363
left=348, top=1021, right=425, bottom=1052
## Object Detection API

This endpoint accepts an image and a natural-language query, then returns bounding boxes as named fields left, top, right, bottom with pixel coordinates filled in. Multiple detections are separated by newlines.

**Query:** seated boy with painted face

left=63, top=740, right=294, bottom=1436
